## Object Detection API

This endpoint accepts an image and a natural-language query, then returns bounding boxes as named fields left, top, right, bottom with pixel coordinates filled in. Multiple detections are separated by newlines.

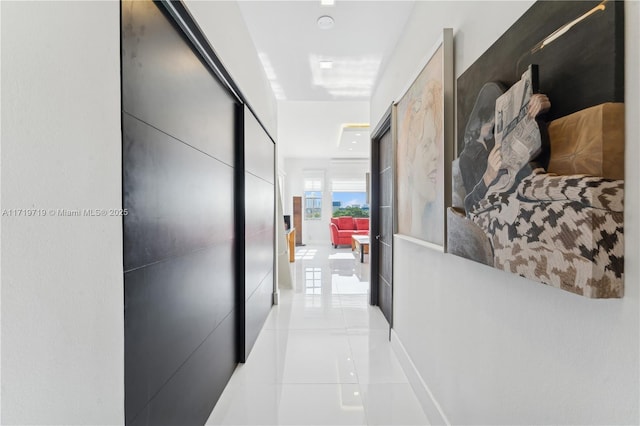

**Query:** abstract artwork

left=449, top=0, right=625, bottom=298
left=396, top=28, right=453, bottom=248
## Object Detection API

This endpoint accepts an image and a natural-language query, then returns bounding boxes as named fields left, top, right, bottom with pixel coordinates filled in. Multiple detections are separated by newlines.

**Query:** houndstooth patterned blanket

left=468, top=169, right=624, bottom=298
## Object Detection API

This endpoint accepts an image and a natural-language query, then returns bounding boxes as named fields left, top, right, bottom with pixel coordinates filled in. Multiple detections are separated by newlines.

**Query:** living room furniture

left=329, top=216, right=369, bottom=248
left=351, top=235, right=370, bottom=263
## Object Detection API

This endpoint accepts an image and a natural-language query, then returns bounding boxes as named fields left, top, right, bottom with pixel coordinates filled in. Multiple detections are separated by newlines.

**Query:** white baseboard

left=390, top=329, right=450, bottom=426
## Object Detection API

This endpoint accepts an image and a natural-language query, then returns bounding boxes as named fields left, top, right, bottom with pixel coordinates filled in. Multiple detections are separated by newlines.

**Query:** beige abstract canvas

left=396, top=45, right=444, bottom=246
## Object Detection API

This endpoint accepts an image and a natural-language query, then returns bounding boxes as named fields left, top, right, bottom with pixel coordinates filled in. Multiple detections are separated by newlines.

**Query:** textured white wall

left=1, top=1, right=123, bottom=424
left=372, top=1, right=639, bottom=424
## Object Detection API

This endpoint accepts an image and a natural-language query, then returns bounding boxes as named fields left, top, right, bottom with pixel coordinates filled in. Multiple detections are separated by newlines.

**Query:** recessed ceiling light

left=319, top=60, right=333, bottom=69
left=321, top=0, right=335, bottom=6
left=351, top=141, right=357, bottom=144
left=355, top=133, right=361, bottom=136
left=317, top=15, right=335, bottom=30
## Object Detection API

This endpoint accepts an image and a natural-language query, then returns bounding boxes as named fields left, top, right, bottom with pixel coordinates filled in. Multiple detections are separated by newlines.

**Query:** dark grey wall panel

left=123, top=114, right=233, bottom=270
left=245, top=229, right=274, bottom=298
left=244, top=109, right=275, bottom=184
left=122, top=1, right=238, bottom=424
left=129, top=313, right=237, bottom=426
left=245, top=272, right=274, bottom=356
left=124, top=243, right=234, bottom=423
left=242, top=108, right=274, bottom=361
left=245, top=174, right=275, bottom=237
left=122, top=0, right=235, bottom=165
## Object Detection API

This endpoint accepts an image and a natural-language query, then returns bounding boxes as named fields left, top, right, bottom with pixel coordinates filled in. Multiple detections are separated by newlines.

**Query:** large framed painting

left=449, top=1, right=625, bottom=298
left=396, top=28, right=453, bottom=249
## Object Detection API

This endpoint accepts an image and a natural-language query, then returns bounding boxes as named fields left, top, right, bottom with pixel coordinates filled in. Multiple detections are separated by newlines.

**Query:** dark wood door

left=370, top=108, right=394, bottom=326
left=293, top=196, right=302, bottom=245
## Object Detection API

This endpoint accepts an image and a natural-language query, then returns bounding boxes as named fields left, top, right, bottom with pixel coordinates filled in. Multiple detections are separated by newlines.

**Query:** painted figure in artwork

left=463, top=68, right=550, bottom=212
left=450, top=0, right=625, bottom=298
left=457, top=82, right=505, bottom=202
left=455, top=67, right=624, bottom=297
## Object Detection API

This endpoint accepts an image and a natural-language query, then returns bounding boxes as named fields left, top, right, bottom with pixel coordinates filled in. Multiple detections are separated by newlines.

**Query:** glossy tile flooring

left=206, top=244, right=430, bottom=426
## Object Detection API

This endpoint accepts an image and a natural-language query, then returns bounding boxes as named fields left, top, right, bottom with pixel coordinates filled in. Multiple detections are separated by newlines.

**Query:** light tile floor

left=206, top=244, right=429, bottom=426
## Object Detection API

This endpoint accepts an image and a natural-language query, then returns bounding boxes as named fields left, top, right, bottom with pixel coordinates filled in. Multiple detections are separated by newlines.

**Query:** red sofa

left=329, top=216, right=369, bottom=248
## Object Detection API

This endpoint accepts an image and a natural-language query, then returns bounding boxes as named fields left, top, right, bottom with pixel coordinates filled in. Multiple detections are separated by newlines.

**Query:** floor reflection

left=295, top=248, right=317, bottom=260
left=292, top=247, right=370, bottom=298
left=304, top=267, right=322, bottom=295
left=206, top=243, right=429, bottom=426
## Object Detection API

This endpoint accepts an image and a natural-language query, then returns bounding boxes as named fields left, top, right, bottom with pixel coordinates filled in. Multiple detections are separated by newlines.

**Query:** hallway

left=206, top=244, right=429, bottom=425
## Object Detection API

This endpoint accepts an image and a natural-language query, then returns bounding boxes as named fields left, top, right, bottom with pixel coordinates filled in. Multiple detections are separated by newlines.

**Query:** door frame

left=369, top=104, right=396, bottom=327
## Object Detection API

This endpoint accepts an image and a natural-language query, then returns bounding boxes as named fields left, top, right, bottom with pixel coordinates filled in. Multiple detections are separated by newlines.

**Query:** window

left=304, top=175, right=323, bottom=220
left=304, top=191, right=322, bottom=220
left=331, top=178, right=369, bottom=218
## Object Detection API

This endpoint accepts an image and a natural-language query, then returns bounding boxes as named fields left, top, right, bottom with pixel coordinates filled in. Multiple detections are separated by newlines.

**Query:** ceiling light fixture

left=319, top=60, right=333, bottom=69
left=317, top=15, right=335, bottom=30
left=351, top=141, right=357, bottom=144
left=320, top=0, right=335, bottom=6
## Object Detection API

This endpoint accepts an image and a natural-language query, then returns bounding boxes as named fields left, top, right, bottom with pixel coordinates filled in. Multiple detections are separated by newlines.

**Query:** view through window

left=332, top=192, right=369, bottom=217
left=331, top=177, right=369, bottom=217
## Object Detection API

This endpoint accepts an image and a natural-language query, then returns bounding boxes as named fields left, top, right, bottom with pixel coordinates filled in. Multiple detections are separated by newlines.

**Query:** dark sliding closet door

left=122, top=1, right=237, bottom=424
left=240, top=107, right=275, bottom=361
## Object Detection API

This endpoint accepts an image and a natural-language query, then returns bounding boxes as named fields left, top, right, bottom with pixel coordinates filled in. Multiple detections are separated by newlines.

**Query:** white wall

left=372, top=1, right=640, bottom=424
left=1, top=2, right=123, bottom=424
left=185, top=0, right=278, bottom=138
left=283, top=158, right=369, bottom=245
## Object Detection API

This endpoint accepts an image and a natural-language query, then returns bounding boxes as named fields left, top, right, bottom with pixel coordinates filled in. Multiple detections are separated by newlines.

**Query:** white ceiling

left=238, top=0, right=415, bottom=102
left=237, top=0, right=415, bottom=159
left=277, top=101, right=370, bottom=158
